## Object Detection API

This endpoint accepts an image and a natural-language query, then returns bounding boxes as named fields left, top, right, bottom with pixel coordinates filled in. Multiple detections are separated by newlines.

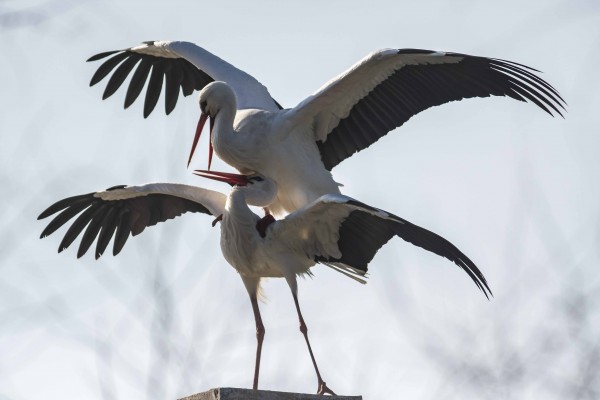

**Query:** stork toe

left=317, top=381, right=336, bottom=396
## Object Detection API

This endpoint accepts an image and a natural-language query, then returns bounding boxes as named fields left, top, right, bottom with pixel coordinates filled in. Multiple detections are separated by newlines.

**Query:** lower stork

left=38, top=172, right=491, bottom=394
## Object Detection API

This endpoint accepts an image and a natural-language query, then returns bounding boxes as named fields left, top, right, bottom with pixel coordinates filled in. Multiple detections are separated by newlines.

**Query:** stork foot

left=256, top=214, right=275, bottom=238
left=317, top=381, right=336, bottom=396
left=211, top=214, right=223, bottom=227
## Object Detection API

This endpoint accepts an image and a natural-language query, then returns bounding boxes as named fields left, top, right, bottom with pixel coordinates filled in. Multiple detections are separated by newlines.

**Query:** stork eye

left=250, top=176, right=264, bottom=182
left=200, top=101, right=208, bottom=113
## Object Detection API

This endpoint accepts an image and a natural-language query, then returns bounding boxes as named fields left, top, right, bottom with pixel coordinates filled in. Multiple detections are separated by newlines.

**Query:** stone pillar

left=179, top=387, right=362, bottom=400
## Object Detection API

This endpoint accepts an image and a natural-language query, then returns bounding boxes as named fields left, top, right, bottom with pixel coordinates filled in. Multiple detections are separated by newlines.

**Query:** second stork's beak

left=187, top=113, right=215, bottom=169
left=193, top=169, right=248, bottom=187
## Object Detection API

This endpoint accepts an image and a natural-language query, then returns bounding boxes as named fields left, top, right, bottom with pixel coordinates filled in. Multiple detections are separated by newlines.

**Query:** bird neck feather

left=225, top=188, right=257, bottom=224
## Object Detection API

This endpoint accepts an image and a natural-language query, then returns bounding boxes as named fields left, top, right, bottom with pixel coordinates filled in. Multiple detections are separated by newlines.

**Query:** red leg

left=250, top=295, right=265, bottom=390
left=211, top=214, right=223, bottom=227
left=292, top=293, right=336, bottom=395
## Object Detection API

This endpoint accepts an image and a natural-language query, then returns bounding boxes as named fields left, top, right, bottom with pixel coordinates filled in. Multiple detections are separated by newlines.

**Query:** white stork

left=38, top=171, right=491, bottom=394
left=88, top=41, right=565, bottom=215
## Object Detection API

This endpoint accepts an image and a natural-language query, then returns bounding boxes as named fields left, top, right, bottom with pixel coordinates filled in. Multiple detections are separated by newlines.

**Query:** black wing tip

left=490, top=57, right=541, bottom=73
left=465, top=262, right=493, bottom=299
left=395, top=50, right=567, bottom=118
left=411, top=50, right=568, bottom=119
left=38, top=193, right=95, bottom=220
left=479, top=278, right=493, bottom=300
left=38, top=204, right=64, bottom=220
left=106, top=185, right=127, bottom=191
left=87, top=49, right=123, bottom=63
left=113, top=248, right=122, bottom=257
left=487, top=57, right=567, bottom=117
left=452, top=253, right=492, bottom=299
left=397, top=49, right=437, bottom=55
left=89, top=47, right=218, bottom=118
left=384, top=213, right=493, bottom=300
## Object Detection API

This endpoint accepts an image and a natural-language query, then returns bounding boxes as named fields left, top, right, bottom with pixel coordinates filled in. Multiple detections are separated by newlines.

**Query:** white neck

left=224, top=187, right=257, bottom=225
left=228, top=178, right=277, bottom=208
left=212, top=104, right=237, bottom=147
left=221, top=179, right=277, bottom=248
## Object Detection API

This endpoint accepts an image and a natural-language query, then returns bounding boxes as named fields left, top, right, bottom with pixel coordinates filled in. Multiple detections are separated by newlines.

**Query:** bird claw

left=317, top=381, right=336, bottom=396
left=256, top=214, right=275, bottom=238
left=212, top=214, right=223, bottom=227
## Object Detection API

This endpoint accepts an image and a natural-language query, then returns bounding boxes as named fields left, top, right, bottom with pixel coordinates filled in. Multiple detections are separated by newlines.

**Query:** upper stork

left=88, top=41, right=565, bottom=215
left=38, top=170, right=490, bottom=394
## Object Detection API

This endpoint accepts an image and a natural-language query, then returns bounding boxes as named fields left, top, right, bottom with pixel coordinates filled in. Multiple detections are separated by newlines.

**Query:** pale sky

left=1, top=0, right=599, bottom=399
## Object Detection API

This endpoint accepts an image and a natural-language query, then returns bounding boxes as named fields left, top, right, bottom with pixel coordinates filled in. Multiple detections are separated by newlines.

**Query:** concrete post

left=179, top=387, right=362, bottom=400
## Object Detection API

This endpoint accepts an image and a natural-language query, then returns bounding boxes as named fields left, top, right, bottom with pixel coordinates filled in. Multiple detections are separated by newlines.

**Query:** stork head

left=199, top=81, right=236, bottom=116
left=187, top=82, right=237, bottom=170
left=194, top=170, right=277, bottom=208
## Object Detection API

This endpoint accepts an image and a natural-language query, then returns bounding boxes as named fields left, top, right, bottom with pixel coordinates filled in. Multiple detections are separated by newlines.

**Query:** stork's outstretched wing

left=273, top=194, right=491, bottom=298
left=38, top=183, right=226, bottom=259
left=287, top=49, right=565, bottom=170
left=88, top=41, right=282, bottom=117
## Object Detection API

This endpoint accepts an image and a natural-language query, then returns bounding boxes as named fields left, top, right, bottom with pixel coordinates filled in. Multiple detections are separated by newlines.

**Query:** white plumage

left=89, top=41, right=565, bottom=215
left=38, top=171, right=490, bottom=393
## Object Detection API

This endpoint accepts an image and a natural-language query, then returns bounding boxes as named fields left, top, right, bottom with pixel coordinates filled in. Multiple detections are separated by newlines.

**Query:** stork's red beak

left=208, top=117, right=215, bottom=170
left=193, top=169, right=248, bottom=186
left=187, top=112, right=215, bottom=170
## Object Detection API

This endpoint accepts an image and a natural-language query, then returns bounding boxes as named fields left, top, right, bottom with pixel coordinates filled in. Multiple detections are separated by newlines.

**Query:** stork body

left=210, top=99, right=341, bottom=215
left=89, top=41, right=565, bottom=215
left=38, top=172, right=490, bottom=393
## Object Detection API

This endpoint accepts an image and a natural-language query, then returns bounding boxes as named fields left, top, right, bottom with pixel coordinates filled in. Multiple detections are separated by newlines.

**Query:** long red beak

left=208, top=117, right=215, bottom=170
left=187, top=112, right=215, bottom=169
left=193, top=169, right=248, bottom=186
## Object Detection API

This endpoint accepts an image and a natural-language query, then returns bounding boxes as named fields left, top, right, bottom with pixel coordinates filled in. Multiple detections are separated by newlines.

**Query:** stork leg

left=250, top=294, right=265, bottom=390
left=211, top=214, right=223, bottom=227
left=292, top=293, right=336, bottom=395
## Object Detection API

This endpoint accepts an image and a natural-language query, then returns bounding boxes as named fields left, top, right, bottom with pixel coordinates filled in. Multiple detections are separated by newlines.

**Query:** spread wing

left=286, top=49, right=565, bottom=170
left=88, top=41, right=282, bottom=118
left=272, top=194, right=491, bottom=298
left=38, top=183, right=226, bottom=259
